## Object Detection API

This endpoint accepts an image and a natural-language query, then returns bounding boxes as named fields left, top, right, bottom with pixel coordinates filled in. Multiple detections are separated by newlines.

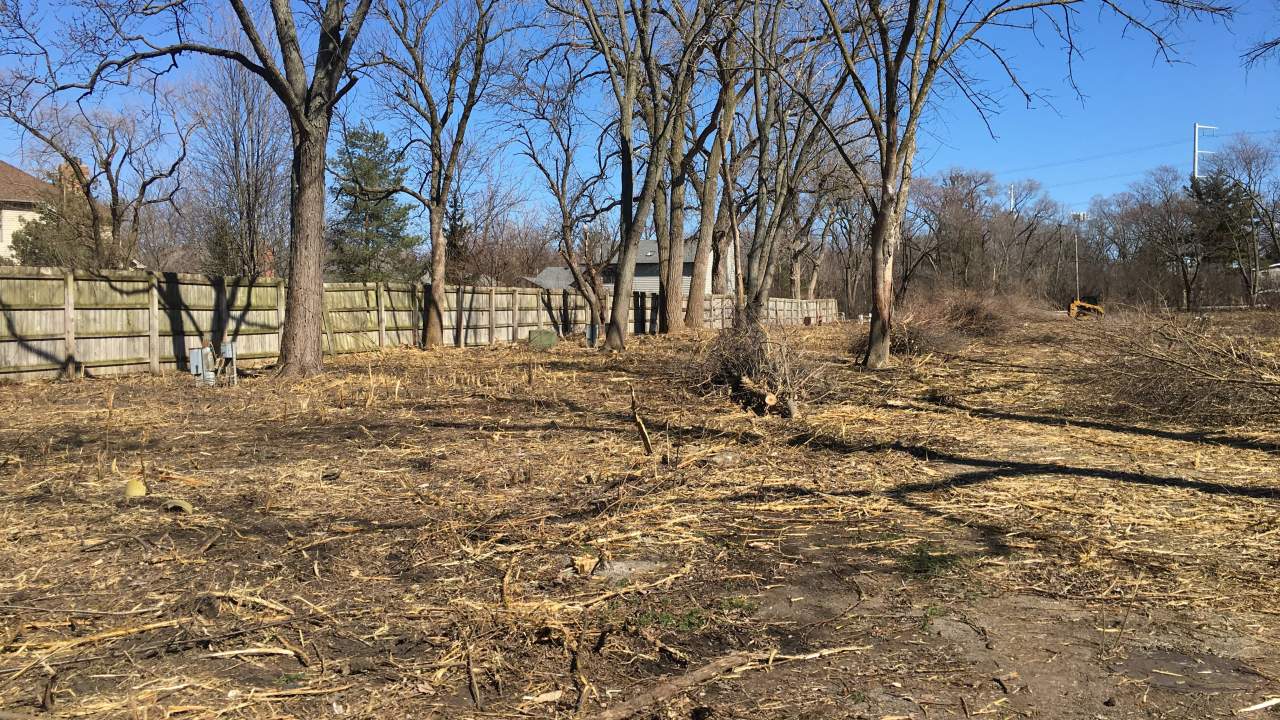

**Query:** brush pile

left=851, top=291, right=1017, bottom=358
left=1074, top=312, right=1280, bottom=425
left=694, top=323, right=821, bottom=417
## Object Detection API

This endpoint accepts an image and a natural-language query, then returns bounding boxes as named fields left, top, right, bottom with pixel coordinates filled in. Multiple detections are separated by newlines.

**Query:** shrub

left=940, top=291, right=1012, bottom=338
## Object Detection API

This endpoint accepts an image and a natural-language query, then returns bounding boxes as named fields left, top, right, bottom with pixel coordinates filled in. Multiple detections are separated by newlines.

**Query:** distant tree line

left=808, top=133, right=1280, bottom=314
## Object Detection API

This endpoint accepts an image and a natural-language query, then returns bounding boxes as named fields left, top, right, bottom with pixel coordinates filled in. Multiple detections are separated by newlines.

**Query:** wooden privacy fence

left=0, top=266, right=838, bottom=381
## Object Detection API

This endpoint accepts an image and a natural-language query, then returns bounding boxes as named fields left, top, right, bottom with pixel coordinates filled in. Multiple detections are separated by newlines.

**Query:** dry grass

left=0, top=320, right=1277, bottom=719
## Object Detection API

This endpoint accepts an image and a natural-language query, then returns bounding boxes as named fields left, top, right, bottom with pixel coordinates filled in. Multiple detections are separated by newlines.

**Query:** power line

left=1041, top=170, right=1148, bottom=190
left=993, top=139, right=1184, bottom=176
left=992, top=127, right=1280, bottom=178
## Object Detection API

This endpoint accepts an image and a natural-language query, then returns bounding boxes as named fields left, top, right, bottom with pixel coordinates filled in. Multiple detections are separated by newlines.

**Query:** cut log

left=737, top=376, right=777, bottom=408
left=592, top=651, right=756, bottom=720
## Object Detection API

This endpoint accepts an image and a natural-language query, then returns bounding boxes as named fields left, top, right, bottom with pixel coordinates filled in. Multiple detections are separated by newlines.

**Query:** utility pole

left=1193, top=122, right=1218, bottom=179
left=1070, top=211, right=1089, bottom=301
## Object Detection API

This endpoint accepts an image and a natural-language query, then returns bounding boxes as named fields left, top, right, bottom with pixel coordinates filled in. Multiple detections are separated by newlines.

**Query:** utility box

left=186, top=340, right=237, bottom=386
left=188, top=342, right=215, bottom=386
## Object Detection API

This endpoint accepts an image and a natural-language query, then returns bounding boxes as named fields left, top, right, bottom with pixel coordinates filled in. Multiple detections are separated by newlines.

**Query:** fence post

left=63, top=271, right=76, bottom=378
left=323, top=286, right=335, bottom=356
left=148, top=273, right=160, bottom=375
left=216, top=276, right=231, bottom=345
left=416, top=283, right=425, bottom=347
left=488, top=287, right=496, bottom=345
left=376, top=282, right=386, bottom=349
left=455, top=285, right=464, bottom=348
left=275, top=279, right=286, bottom=358
left=511, top=288, right=520, bottom=342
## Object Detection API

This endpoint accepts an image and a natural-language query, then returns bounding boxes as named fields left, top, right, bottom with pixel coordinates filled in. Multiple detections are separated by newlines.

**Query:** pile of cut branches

left=851, top=291, right=1021, bottom=360
left=693, top=324, right=823, bottom=417
left=1073, top=313, right=1280, bottom=426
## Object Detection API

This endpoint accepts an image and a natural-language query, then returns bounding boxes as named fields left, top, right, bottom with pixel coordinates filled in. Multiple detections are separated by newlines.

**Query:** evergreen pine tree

left=443, top=192, right=472, bottom=283
left=1189, top=170, right=1256, bottom=267
left=327, top=125, right=422, bottom=282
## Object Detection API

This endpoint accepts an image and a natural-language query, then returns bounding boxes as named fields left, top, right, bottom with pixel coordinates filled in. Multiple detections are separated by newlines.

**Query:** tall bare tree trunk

left=605, top=139, right=643, bottom=350
left=732, top=213, right=746, bottom=322
left=654, top=175, right=672, bottom=330
left=426, top=209, right=447, bottom=346
left=277, top=126, right=329, bottom=376
left=710, top=191, right=733, bottom=295
left=807, top=253, right=820, bottom=300
left=686, top=212, right=715, bottom=329
left=661, top=133, right=687, bottom=333
left=606, top=238, right=640, bottom=349
left=864, top=199, right=901, bottom=369
left=686, top=101, right=732, bottom=329
left=685, top=197, right=715, bottom=329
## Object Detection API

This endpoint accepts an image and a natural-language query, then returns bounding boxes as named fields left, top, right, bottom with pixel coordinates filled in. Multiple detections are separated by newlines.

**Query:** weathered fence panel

left=0, top=265, right=838, bottom=381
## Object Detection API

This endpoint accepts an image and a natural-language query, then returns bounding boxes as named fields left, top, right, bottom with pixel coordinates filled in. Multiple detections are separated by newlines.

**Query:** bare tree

left=1, top=94, right=188, bottom=269
left=814, top=0, right=1229, bottom=367
left=455, top=167, right=553, bottom=284
left=650, top=2, right=732, bottom=333
left=830, top=192, right=872, bottom=314
left=189, top=56, right=291, bottom=277
left=505, top=50, right=617, bottom=331
left=684, top=9, right=748, bottom=329
left=1213, top=134, right=1280, bottom=293
left=1136, top=166, right=1201, bottom=309
left=738, top=3, right=853, bottom=325
left=372, top=0, right=508, bottom=347
left=4, top=0, right=376, bottom=375
left=550, top=0, right=717, bottom=350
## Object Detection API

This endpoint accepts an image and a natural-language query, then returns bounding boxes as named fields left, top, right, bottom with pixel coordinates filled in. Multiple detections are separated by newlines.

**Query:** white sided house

left=0, top=161, right=49, bottom=262
left=525, top=239, right=737, bottom=298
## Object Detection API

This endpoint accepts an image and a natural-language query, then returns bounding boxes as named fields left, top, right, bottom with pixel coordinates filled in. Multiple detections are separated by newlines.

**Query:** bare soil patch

left=0, top=319, right=1277, bottom=719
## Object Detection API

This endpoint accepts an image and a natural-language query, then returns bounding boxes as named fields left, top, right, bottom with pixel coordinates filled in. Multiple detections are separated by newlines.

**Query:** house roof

left=633, top=237, right=700, bottom=264
left=524, top=266, right=578, bottom=290
left=0, top=161, right=51, bottom=205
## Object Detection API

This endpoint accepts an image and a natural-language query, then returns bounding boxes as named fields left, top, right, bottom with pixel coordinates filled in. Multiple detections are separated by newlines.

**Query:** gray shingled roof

left=633, top=237, right=700, bottom=264
left=524, top=266, right=578, bottom=290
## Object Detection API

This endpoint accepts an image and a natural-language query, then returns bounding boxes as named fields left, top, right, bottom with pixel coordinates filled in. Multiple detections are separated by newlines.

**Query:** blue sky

left=2, top=2, right=1276, bottom=218
left=916, top=3, right=1280, bottom=210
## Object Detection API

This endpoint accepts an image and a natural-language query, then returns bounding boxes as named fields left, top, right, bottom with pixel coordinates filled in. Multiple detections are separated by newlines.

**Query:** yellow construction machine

left=1068, top=294, right=1104, bottom=319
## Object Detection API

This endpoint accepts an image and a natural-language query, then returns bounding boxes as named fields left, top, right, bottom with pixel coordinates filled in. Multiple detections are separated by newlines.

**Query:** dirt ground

left=0, top=317, right=1277, bottom=719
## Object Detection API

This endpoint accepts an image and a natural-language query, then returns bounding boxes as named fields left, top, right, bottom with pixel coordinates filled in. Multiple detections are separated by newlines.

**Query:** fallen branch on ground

left=592, top=644, right=869, bottom=719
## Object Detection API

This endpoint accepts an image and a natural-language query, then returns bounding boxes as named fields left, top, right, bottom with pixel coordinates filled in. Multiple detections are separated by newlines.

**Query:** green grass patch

left=637, top=608, right=706, bottom=631
left=716, top=596, right=759, bottom=614
left=899, top=542, right=960, bottom=576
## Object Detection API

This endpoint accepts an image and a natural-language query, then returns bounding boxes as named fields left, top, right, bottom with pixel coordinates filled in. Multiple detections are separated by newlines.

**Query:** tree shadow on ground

left=786, top=434, right=1280, bottom=500
left=916, top=396, right=1280, bottom=455
left=716, top=431, right=1280, bottom=558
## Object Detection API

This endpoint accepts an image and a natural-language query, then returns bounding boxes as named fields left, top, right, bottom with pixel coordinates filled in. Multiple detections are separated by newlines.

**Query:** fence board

left=0, top=266, right=839, bottom=380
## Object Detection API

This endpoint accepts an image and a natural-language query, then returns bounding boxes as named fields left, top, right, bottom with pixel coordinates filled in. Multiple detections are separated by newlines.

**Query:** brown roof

left=0, top=160, right=53, bottom=204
